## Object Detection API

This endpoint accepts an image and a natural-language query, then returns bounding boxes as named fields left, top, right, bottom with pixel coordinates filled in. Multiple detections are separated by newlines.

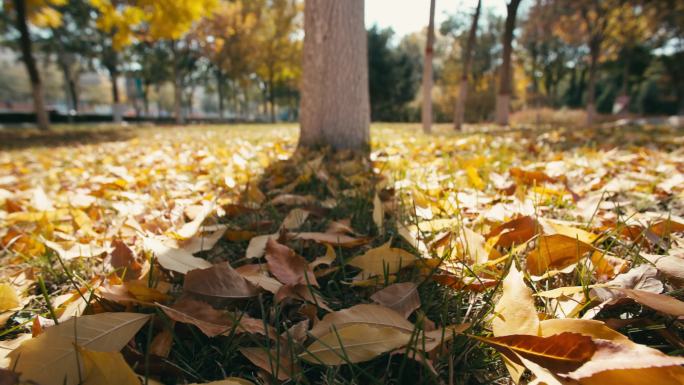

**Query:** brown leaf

left=510, top=167, right=556, bottom=185
left=487, top=216, right=539, bottom=248
left=477, top=332, right=595, bottom=374
left=109, top=239, right=141, bottom=281
left=565, top=339, right=684, bottom=384
left=290, top=232, right=370, bottom=247
left=274, top=284, right=332, bottom=312
left=158, top=298, right=269, bottom=337
left=235, top=264, right=283, bottom=294
left=370, top=282, right=421, bottom=319
left=526, top=234, right=594, bottom=276
left=240, top=347, right=298, bottom=381
left=309, top=303, right=414, bottom=338
left=433, top=274, right=498, bottom=292
left=184, top=262, right=260, bottom=298
left=265, top=239, right=318, bottom=287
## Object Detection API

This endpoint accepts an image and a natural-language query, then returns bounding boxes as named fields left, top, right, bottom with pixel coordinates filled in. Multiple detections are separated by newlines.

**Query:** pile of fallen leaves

left=1, top=124, right=683, bottom=385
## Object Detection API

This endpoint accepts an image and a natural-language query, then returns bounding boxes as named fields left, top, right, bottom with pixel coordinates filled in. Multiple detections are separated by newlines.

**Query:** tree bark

left=298, top=0, right=370, bottom=151
left=108, top=65, right=123, bottom=124
left=171, top=40, right=185, bottom=125
left=268, top=69, right=276, bottom=123
left=13, top=0, right=50, bottom=130
left=586, top=40, right=600, bottom=126
left=421, top=0, right=436, bottom=134
left=496, top=0, right=521, bottom=126
left=454, top=0, right=481, bottom=131
left=216, top=68, right=225, bottom=120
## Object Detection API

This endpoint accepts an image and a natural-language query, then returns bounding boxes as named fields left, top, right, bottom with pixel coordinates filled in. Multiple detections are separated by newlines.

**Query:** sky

left=365, top=0, right=508, bottom=38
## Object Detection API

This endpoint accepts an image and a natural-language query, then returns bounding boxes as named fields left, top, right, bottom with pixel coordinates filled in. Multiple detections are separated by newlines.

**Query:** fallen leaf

left=475, top=332, right=595, bottom=373
left=310, top=303, right=414, bottom=338
left=184, top=262, right=260, bottom=298
left=492, top=263, right=540, bottom=383
left=240, top=347, right=297, bottom=381
left=370, top=282, right=420, bottom=319
left=564, top=339, right=684, bottom=384
left=158, top=298, right=268, bottom=337
left=310, top=244, right=337, bottom=270
left=347, top=241, right=417, bottom=280
left=265, top=239, right=317, bottom=287
left=9, top=312, right=150, bottom=385
left=527, top=234, right=594, bottom=276
left=170, top=201, right=214, bottom=240
left=143, top=237, right=211, bottom=274
left=0, top=284, right=20, bottom=312
left=539, top=319, right=629, bottom=343
left=487, top=216, right=539, bottom=248
left=291, top=232, right=370, bottom=247
left=78, top=347, right=140, bottom=385
left=44, top=240, right=111, bottom=261
left=301, top=324, right=413, bottom=365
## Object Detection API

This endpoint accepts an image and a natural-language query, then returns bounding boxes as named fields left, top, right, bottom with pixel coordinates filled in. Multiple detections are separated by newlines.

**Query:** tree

left=421, top=0, right=436, bottom=134
left=193, top=0, right=261, bottom=119
left=91, top=0, right=216, bottom=124
left=8, top=0, right=55, bottom=130
left=453, top=0, right=481, bottom=130
left=495, top=0, right=522, bottom=126
left=298, top=0, right=369, bottom=151
left=255, top=0, right=301, bottom=123
left=367, top=26, right=421, bottom=122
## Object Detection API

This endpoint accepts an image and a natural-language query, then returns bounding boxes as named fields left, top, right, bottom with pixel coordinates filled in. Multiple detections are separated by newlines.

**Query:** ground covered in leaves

left=1, top=123, right=684, bottom=385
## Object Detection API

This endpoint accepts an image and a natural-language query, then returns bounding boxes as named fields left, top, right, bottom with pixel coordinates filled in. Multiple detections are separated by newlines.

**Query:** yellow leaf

left=301, top=324, right=412, bottom=365
left=0, top=284, right=20, bottom=312
left=492, top=263, right=540, bottom=383
left=9, top=313, right=150, bottom=385
left=527, top=234, right=594, bottom=276
left=347, top=241, right=417, bottom=280
left=79, top=348, right=139, bottom=385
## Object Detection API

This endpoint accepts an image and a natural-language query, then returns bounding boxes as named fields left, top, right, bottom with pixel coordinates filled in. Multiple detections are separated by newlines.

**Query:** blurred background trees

left=0, top=0, right=682, bottom=127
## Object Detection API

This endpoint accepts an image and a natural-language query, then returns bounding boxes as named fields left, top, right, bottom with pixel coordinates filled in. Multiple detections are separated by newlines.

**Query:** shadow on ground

left=0, top=126, right=138, bottom=151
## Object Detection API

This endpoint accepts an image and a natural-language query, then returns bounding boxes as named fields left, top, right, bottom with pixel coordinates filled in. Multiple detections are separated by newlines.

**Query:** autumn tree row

left=2, top=0, right=300, bottom=130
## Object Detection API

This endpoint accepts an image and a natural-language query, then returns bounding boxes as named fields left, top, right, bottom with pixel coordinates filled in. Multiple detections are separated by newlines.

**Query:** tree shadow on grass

left=0, top=126, right=138, bottom=151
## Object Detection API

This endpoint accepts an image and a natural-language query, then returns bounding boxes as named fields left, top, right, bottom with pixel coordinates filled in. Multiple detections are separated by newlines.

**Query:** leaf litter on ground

left=1, top=124, right=684, bottom=384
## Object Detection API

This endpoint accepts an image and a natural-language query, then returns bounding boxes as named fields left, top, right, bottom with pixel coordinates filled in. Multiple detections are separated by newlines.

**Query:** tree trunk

left=13, top=0, right=50, bottom=130
left=454, top=0, right=481, bottom=131
left=496, top=0, right=521, bottom=126
left=586, top=39, right=600, bottom=126
left=142, top=81, right=150, bottom=117
left=171, top=40, right=185, bottom=125
left=298, top=0, right=370, bottom=151
left=421, top=0, right=436, bottom=134
left=268, top=70, right=276, bottom=123
left=216, top=68, right=225, bottom=120
left=109, top=65, right=123, bottom=124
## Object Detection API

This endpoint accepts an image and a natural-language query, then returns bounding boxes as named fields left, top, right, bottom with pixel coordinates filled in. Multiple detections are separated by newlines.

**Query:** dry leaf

left=301, top=324, right=413, bottom=365
left=240, top=347, right=297, bottom=381
left=143, top=237, right=211, bottom=274
left=347, top=241, right=417, bottom=280
left=370, top=282, right=420, bottom=319
left=309, top=303, right=414, bottom=338
left=0, top=285, right=20, bottom=312
left=158, top=298, right=268, bottom=337
left=564, top=339, right=684, bottom=385
left=291, top=232, right=370, bottom=247
left=184, top=262, right=260, bottom=298
left=265, top=239, right=318, bottom=286
left=487, top=216, right=539, bottom=248
left=527, top=234, right=594, bottom=276
left=78, top=347, right=140, bottom=385
left=476, top=332, right=595, bottom=373
left=9, top=312, right=150, bottom=385
left=539, top=319, right=630, bottom=343
left=492, top=263, right=540, bottom=383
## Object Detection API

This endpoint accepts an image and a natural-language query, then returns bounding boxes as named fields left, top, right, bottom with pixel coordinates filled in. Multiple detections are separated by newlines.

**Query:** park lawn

left=1, top=123, right=684, bottom=384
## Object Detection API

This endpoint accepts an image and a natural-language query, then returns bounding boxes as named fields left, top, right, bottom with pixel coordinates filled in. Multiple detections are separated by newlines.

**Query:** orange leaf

left=475, top=332, right=595, bottom=373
